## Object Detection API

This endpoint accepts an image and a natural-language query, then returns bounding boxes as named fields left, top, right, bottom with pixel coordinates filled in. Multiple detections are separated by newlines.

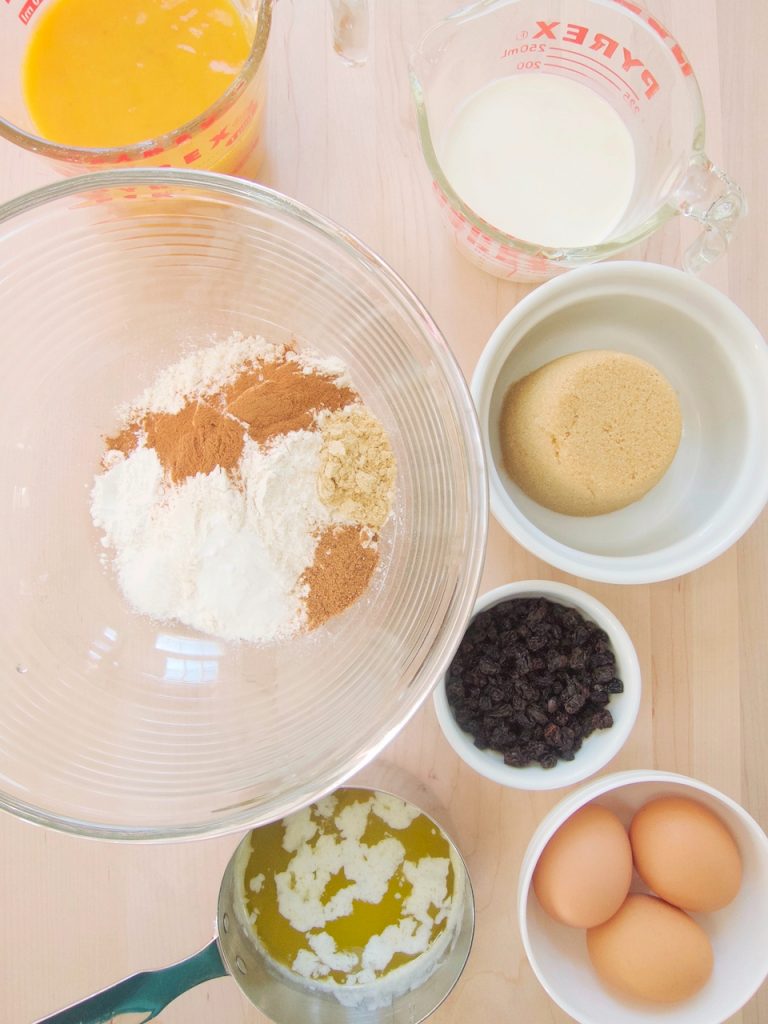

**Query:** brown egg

left=630, top=796, right=742, bottom=912
left=532, top=803, right=632, bottom=928
left=587, top=893, right=713, bottom=1004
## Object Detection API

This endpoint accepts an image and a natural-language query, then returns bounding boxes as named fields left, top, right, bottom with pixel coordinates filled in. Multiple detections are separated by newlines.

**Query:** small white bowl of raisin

left=433, top=580, right=641, bottom=790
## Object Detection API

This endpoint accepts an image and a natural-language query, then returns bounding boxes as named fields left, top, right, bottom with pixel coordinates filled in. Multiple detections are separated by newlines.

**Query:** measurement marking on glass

left=18, top=0, right=45, bottom=24
left=551, top=46, right=640, bottom=99
left=542, top=56, right=621, bottom=93
left=542, top=60, right=622, bottom=94
left=501, top=43, right=547, bottom=58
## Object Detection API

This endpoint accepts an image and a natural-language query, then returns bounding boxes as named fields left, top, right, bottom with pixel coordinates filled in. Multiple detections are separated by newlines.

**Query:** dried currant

left=445, top=596, right=622, bottom=769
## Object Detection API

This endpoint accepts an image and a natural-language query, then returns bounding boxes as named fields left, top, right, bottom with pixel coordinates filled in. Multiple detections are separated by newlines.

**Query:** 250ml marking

left=501, top=20, right=663, bottom=100
left=501, top=43, right=546, bottom=57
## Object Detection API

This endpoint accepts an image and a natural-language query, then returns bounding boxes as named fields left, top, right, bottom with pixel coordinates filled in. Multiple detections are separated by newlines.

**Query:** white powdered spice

left=91, top=446, right=164, bottom=553
left=128, top=334, right=352, bottom=417
left=91, top=429, right=329, bottom=643
left=240, top=432, right=330, bottom=578
left=92, top=332, right=394, bottom=643
left=296, top=350, right=353, bottom=386
left=128, top=332, right=282, bottom=416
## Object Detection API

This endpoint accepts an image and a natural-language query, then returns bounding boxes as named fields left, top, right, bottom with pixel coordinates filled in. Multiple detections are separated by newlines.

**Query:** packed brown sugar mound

left=500, top=350, right=682, bottom=517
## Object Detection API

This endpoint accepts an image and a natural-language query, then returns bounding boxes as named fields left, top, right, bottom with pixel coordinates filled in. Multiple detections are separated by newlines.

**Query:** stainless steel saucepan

left=37, top=785, right=475, bottom=1024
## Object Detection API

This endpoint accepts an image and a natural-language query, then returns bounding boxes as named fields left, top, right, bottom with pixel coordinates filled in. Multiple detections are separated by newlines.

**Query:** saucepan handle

left=34, top=939, right=228, bottom=1024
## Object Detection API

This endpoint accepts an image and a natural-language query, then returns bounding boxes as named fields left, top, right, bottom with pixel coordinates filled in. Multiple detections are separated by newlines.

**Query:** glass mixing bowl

left=0, top=169, right=487, bottom=841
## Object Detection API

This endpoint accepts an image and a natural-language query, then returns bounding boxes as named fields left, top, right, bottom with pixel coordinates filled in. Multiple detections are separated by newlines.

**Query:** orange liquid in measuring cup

left=23, top=0, right=253, bottom=150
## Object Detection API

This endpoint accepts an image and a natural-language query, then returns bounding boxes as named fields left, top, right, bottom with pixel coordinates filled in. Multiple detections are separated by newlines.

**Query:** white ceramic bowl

left=518, top=770, right=768, bottom=1024
left=471, top=262, right=768, bottom=583
left=433, top=580, right=641, bottom=791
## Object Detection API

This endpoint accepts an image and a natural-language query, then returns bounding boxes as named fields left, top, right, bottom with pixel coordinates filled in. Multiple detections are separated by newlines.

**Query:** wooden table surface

left=1, top=1, right=766, bottom=1021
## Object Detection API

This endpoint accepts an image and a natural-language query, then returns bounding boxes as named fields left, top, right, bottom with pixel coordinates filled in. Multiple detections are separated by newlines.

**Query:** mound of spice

left=90, top=333, right=396, bottom=644
left=445, top=597, right=623, bottom=769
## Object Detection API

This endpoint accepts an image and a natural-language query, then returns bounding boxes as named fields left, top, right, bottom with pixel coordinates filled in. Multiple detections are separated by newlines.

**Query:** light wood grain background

left=1, top=1, right=766, bottom=1021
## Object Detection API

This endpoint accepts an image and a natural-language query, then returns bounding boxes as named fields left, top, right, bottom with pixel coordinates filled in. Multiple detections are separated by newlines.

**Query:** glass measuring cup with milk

left=410, top=0, right=744, bottom=281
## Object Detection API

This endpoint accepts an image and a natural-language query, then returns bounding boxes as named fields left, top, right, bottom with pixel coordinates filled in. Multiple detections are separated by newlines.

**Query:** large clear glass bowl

left=0, top=169, right=487, bottom=841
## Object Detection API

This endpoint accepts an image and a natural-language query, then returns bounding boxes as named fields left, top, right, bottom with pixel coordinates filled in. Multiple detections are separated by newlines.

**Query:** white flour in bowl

left=91, top=334, right=395, bottom=643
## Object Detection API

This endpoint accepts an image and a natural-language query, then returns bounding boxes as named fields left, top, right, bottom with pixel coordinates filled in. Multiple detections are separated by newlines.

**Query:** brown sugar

left=226, top=358, right=357, bottom=446
left=303, top=525, right=379, bottom=630
left=143, top=401, right=245, bottom=483
left=500, top=350, right=682, bottom=516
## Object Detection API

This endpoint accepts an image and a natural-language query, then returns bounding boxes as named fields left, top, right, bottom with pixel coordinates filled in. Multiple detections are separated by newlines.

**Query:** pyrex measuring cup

left=410, top=0, right=744, bottom=282
left=0, top=0, right=368, bottom=176
left=36, top=786, right=475, bottom=1024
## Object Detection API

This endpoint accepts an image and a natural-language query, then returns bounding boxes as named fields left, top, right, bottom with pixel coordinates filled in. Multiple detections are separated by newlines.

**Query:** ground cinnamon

left=96, top=335, right=396, bottom=645
left=225, top=358, right=357, bottom=445
left=143, top=402, right=245, bottom=483
left=302, top=525, right=379, bottom=630
left=104, top=425, right=140, bottom=458
left=105, top=352, right=359, bottom=485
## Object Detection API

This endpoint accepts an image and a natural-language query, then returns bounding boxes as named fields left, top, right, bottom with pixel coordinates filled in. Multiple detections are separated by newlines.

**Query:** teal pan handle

left=34, top=938, right=228, bottom=1024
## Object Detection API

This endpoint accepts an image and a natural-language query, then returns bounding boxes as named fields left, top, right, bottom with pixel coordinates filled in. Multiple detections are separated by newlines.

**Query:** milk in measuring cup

left=440, top=74, right=635, bottom=249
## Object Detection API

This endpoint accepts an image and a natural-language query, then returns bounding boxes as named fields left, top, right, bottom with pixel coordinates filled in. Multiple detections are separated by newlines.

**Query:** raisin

left=445, top=596, right=623, bottom=771
left=589, top=691, right=611, bottom=707
left=544, top=723, right=562, bottom=747
left=593, top=709, right=614, bottom=730
left=568, top=647, right=587, bottom=670
left=592, top=664, right=616, bottom=684
left=564, top=692, right=587, bottom=715
left=528, top=706, right=548, bottom=726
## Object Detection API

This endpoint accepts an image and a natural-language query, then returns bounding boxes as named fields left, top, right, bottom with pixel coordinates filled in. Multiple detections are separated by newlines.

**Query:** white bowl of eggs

left=472, top=262, right=768, bottom=583
left=517, top=769, right=768, bottom=1024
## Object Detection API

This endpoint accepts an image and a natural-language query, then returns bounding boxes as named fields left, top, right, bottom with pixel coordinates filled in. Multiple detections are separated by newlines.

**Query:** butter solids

left=237, top=789, right=465, bottom=1008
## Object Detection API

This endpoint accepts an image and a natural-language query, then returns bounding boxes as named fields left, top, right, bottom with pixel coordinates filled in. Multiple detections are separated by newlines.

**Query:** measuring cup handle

left=676, top=158, right=746, bottom=274
left=328, top=0, right=369, bottom=65
left=33, top=939, right=227, bottom=1024
left=270, top=0, right=369, bottom=65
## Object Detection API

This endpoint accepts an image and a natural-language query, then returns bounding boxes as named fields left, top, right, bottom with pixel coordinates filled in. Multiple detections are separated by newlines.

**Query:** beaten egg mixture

left=23, top=0, right=252, bottom=148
